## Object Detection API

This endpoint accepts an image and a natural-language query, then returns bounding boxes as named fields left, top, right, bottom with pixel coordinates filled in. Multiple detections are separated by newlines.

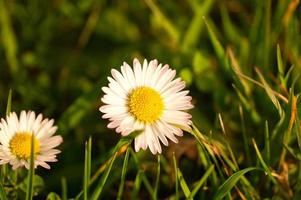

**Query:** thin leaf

left=190, top=124, right=226, bottom=180
left=89, top=133, right=139, bottom=200
left=252, top=139, right=277, bottom=184
left=6, top=89, right=12, bottom=116
left=295, top=96, right=301, bottom=149
left=0, top=0, right=19, bottom=74
left=239, top=105, right=251, bottom=165
left=1, top=89, right=12, bottom=182
left=218, top=113, right=239, bottom=170
left=91, top=131, right=139, bottom=184
left=277, top=44, right=284, bottom=77
left=255, top=67, right=284, bottom=117
left=90, top=152, right=117, bottom=200
left=117, top=147, right=130, bottom=200
left=264, top=121, right=270, bottom=165
left=61, top=177, right=67, bottom=200
left=181, top=0, right=214, bottom=52
left=153, top=155, right=161, bottom=200
left=284, top=65, right=294, bottom=84
left=177, top=168, right=192, bottom=199
left=131, top=170, right=143, bottom=200
left=25, top=134, right=35, bottom=200
left=284, top=143, right=301, bottom=161
left=263, top=0, right=271, bottom=70
left=173, top=152, right=179, bottom=200
left=203, top=17, right=229, bottom=72
left=233, top=84, right=261, bottom=123
left=75, top=132, right=139, bottom=200
left=84, top=137, right=92, bottom=200
left=213, top=167, right=260, bottom=200
left=0, top=180, right=7, bottom=200
left=228, top=48, right=251, bottom=96
left=145, top=0, right=179, bottom=43
left=130, top=149, right=154, bottom=197
left=190, top=164, right=215, bottom=198
left=220, top=3, right=242, bottom=44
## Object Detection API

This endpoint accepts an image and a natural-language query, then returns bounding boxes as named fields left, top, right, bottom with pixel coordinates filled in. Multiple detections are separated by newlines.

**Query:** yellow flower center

left=128, top=86, right=164, bottom=123
left=9, top=132, right=40, bottom=160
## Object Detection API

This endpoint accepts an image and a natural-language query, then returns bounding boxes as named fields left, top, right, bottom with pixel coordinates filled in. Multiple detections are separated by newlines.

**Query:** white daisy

left=0, top=111, right=63, bottom=169
left=100, top=58, right=193, bottom=154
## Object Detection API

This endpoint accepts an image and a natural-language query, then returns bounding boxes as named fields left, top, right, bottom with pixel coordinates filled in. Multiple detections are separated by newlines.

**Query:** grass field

left=1, top=0, right=301, bottom=199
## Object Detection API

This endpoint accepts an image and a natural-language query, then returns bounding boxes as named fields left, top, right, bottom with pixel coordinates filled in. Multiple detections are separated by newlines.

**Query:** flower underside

left=128, top=86, right=164, bottom=123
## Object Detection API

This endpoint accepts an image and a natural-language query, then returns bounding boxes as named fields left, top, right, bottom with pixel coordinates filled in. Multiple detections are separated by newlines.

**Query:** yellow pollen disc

left=128, top=86, right=164, bottom=123
left=9, top=132, right=40, bottom=160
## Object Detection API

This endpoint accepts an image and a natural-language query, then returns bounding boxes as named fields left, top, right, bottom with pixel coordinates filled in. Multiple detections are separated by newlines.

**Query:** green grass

left=1, top=0, right=301, bottom=199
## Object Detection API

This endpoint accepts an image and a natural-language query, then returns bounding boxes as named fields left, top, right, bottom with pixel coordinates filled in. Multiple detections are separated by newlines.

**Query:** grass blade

left=25, top=134, right=35, bottom=200
left=84, top=137, right=92, bottom=200
left=130, top=149, right=154, bottom=197
left=203, top=16, right=229, bottom=72
left=177, top=168, right=192, bottom=199
left=277, top=44, right=284, bottom=78
left=6, top=89, right=12, bottom=116
left=0, top=0, right=19, bottom=75
left=263, top=0, right=271, bottom=70
left=131, top=170, right=143, bottom=200
left=89, top=132, right=139, bottom=200
left=145, top=0, right=179, bottom=43
left=190, top=164, right=214, bottom=198
left=182, top=0, right=214, bottom=52
left=75, top=133, right=139, bottom=200
left=255, top=67, right=284, bottom=117
left=153, top=155, right=161, bottom=200
left=252, top=139, right=277, bottom=184
left=91, top=132, right=139, bottom=184
left=239, top=105, right=251, bottom=165
left=228, top=48, right=251, bottom=95
left=61, top=177, right=67, bottom=200
left=0, top=180, right=7, bottom=200
left=264, top=121, right=270, bottom=165
left=90, top=152, right=117, bottom=200
left=233, top=84, right=261, bottom=123
left=295, top=98, right=301, bottom=149
left=1, top=89, right=12, bottom=182
left=213, top=167, right=260, bottom=200
left=220, top=3, right=242, bottom=44
left=117, top=147, right=130, bottom=200
left=173, top=152, right=179, bottom=200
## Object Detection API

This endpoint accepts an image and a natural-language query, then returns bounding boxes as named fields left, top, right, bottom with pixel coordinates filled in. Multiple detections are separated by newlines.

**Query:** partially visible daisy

left=100, top=58, right=193, bottom=154
left=0, top=111, right=63, bottom=169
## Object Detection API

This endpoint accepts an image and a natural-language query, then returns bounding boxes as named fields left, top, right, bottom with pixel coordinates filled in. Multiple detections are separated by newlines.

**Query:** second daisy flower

left=100, top=58, right=193, bottom=154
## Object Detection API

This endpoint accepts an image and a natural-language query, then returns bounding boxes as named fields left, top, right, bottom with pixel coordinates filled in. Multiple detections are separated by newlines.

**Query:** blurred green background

left=1, top=0, right=301, bottom=199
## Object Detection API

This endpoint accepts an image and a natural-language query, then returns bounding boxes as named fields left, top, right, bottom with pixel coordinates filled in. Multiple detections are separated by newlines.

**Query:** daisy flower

left=0, top=111, right=63, bottom=169
left=100, top=58, right=193, bottom=154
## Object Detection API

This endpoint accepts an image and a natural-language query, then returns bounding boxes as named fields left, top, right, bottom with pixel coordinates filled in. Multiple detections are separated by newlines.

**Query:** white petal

left=99, top=105, right=128, bottom=114
left=111, top=69, right=132, bottom=92
left=134, top=133, right=146, bottom=152
left=161, top=78, right=185, bottom=97
left=40, top=135, right=63, bottom=151
left=133, top=58, right=142, bottom=86
left=144, top=60, right=157, bottom=86
left=122, top=62, right=136, bottom=89
left=153, top=123, right=168, bottom=146
left=154, top=67, right=176, bottom=91
left=142, top=59, right=148, bottom=85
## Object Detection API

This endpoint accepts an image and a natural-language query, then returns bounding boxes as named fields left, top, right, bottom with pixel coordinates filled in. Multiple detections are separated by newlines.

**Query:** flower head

left=100, top=58, right=193, bottom=154
left=0, top=111, right=63, bottom=169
